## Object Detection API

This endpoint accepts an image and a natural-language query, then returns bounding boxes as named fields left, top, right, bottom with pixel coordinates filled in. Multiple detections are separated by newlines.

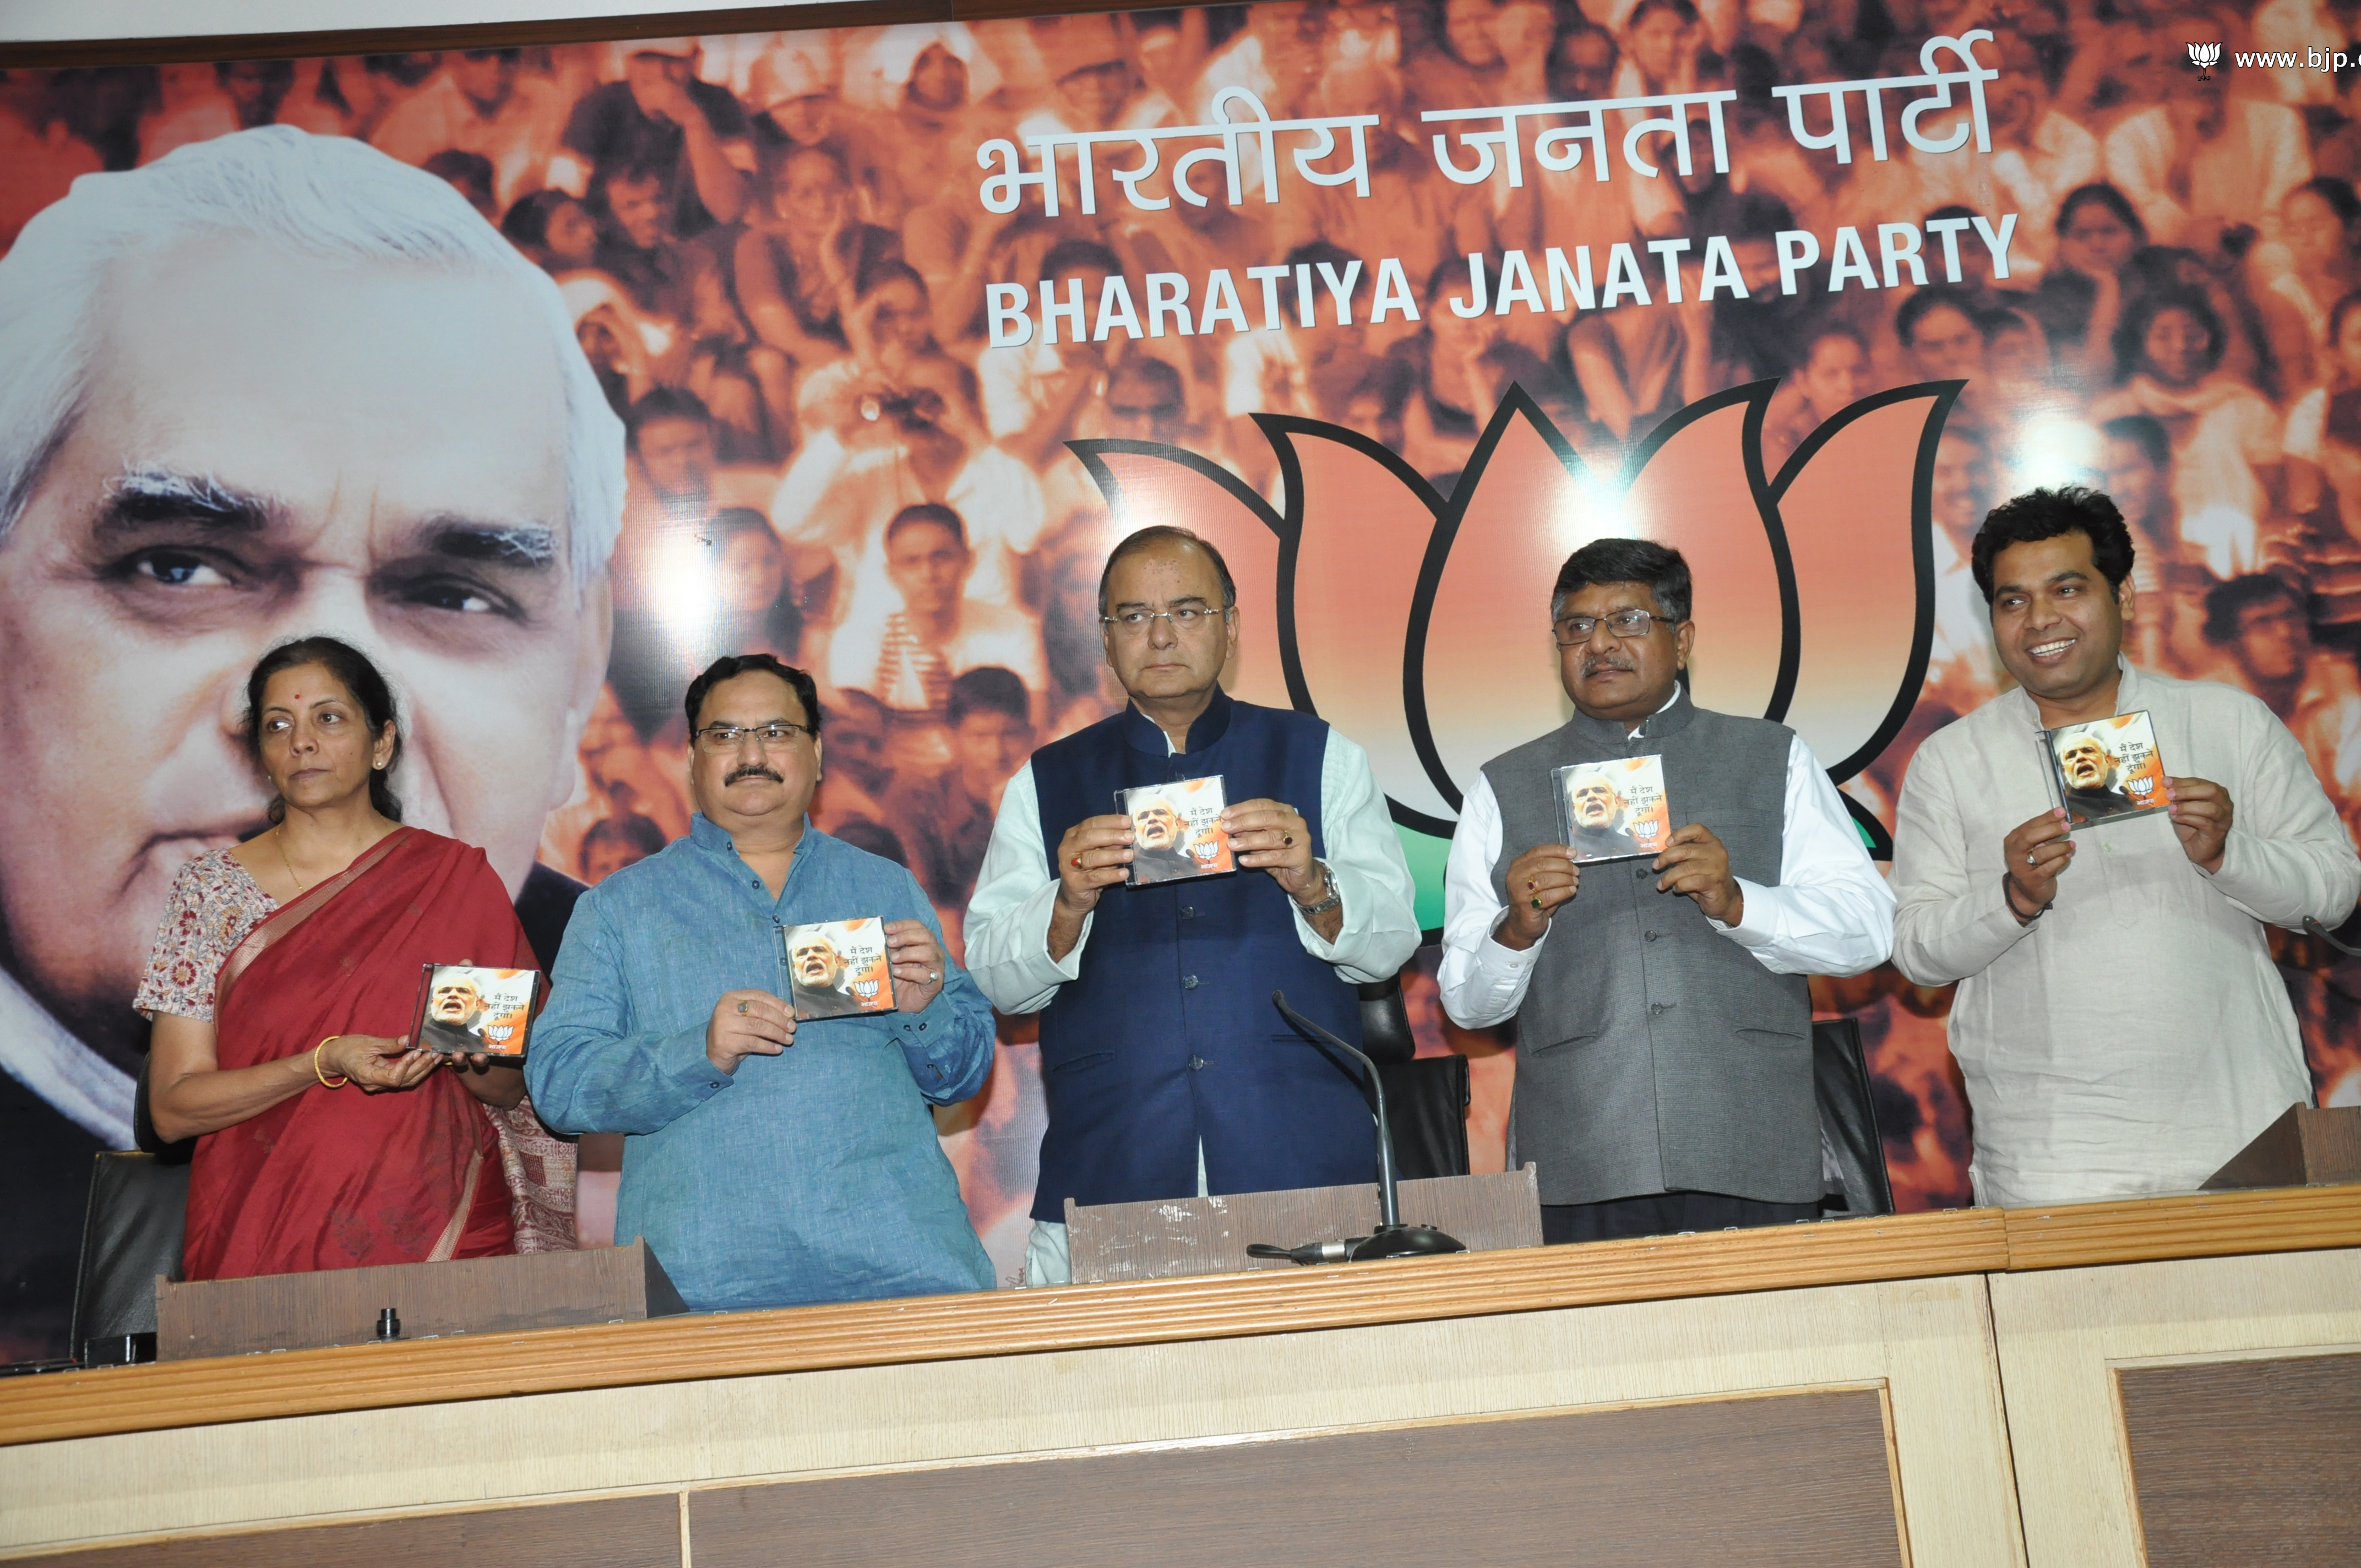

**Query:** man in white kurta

left=1892, top=487, right=2358, bottom=1207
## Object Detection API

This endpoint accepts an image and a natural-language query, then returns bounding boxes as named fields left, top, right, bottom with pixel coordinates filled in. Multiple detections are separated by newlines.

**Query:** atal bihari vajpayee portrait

left=0, top=127, right=622, bottom=1334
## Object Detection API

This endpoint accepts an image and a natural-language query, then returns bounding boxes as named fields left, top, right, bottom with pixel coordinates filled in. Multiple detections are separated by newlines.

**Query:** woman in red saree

left=138, top=637, right=541, bottom=1280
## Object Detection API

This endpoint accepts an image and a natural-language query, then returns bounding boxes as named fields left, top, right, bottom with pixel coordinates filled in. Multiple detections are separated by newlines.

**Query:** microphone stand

left=1247, top=991, right=1465, bottom=1265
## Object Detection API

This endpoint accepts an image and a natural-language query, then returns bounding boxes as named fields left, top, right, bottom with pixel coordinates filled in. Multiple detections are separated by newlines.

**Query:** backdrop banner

left=5, top=1, right=2360, bottom=1359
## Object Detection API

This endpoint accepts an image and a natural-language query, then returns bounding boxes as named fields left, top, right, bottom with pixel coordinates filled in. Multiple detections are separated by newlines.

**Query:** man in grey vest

left=1438, top=540, right=1894, bottom=1244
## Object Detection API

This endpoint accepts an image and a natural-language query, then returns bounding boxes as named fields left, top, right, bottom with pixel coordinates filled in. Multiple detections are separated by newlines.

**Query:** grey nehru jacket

left=1483, top=687, right=1816, bottom=1206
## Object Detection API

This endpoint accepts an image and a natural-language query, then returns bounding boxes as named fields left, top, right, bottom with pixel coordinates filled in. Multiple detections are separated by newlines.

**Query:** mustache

left=1579, top=654, right=1636, bottom=678
left=726, top=764, right=785, bottom=785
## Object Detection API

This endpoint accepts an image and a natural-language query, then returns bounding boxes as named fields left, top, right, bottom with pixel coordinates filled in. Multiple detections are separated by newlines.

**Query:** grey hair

left=0, top=126, right=624, bottom=590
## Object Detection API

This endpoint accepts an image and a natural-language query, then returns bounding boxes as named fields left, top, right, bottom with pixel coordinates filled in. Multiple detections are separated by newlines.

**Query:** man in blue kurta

left=529, top=654, right=995, bottom=1310
left=967, top=527, right=1421, bottom=1285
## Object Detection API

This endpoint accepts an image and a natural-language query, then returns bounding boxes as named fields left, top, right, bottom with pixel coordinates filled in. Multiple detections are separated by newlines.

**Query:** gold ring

left=736, top=999, right=749, bottom=1015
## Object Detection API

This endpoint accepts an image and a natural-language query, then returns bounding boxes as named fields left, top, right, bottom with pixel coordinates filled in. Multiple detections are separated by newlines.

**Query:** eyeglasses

left=693, top=721, right=815, bottom=752
left=1554, top=608, right=1664, bottom=645
left=1101, top=605, right=1229, bottom=637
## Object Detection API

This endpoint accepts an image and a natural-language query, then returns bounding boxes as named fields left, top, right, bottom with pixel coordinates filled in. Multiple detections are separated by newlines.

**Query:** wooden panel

left=1988, top=1247, right=2361, bottom=1568
left=0, top=1206, right=2006, bottom=1449
left=155, top=1240, right=686, bottom=1360
left=2117, top=1352, right=2361, bottom=1567
left=2001, top=1183, right=2361, bottom=1271
left=1069, top=1168, right=1542, bottom=1283
left=2202, top=1106, right=2361, bottom=1190
left=2, top=1277, right=2022, bottom=1567
left=5, top=1494, right=678, bottom=1568
left=690, top=1392, right=1905, bottom=1568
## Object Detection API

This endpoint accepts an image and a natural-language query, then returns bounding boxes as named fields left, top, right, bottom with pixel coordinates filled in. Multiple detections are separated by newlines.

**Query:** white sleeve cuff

left=1708, top=876, right=1774, bottom=945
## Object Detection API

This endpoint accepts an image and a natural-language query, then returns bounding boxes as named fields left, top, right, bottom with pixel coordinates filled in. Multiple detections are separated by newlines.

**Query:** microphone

left=1251, top=991, right=1466, bottom=1265
left=2304, top=917, right=2361, bottom=956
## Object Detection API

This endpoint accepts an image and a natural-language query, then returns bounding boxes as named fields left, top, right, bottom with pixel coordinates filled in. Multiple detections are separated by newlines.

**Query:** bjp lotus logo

left=2188, top=41, right=2222, bottom=79
left=1074, top=379, right=1959, bottom=902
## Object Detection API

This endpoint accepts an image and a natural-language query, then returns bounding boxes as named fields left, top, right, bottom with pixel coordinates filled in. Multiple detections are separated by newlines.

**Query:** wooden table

left=3, top=1185, right=2355, bottom=1567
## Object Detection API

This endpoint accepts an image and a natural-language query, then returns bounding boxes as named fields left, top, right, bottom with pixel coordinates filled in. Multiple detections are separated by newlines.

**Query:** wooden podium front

left=153, top=1238, right=687, bottom=1360
left=1066, top=1167, right=1542, bottom=1282
left=4, top=1188, right=2354, bottom=1568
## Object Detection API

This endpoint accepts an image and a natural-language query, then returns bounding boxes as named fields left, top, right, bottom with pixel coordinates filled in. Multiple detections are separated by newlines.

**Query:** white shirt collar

left=0, top=967, right=134, bottom=1147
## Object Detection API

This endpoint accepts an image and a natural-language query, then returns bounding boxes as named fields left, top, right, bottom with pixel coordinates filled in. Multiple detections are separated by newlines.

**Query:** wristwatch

left=1293, top=858, right=1342, bottom=916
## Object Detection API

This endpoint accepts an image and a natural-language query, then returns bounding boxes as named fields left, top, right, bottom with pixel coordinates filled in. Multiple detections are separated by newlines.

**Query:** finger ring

left=1283, top=834, right=1294, bottom=847
left=1530, top=896, right=1543, bottom=911
left=1072, top=855, right=1084, bottom=869
left=927, top=970, right=939, bottom=983
left=2026, top=852, right=2037, bottom=866
left=736, top=1000, right=749, bottom=1015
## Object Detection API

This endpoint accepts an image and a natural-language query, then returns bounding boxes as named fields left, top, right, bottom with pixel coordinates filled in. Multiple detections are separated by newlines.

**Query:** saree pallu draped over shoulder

left=186, top=827, right=531, bottom=1282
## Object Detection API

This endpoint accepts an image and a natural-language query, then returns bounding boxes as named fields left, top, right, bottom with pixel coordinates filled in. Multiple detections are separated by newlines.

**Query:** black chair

left=68, top=1152, right=188, bottom=1366
left=1357, top=974, right=1472, bottom=1180
left=1812, top=1017, right=1894, bottom=1217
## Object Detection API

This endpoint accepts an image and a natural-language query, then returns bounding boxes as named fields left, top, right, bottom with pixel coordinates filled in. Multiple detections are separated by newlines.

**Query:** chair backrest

left=1355, top=973, right=1417, bottom=1066
left=1357, top=972, right=1472, bottom=1180
left=70, top=1151, right=189, bottom=1363
left=1812, top=1017, right=1894, bottom=1218
left=1378, top=1057, right=1472, bottom=1180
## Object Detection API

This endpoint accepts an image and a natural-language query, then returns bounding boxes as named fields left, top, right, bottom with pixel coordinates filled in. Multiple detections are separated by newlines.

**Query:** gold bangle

left=313, top=1038, right=349, bottom=1089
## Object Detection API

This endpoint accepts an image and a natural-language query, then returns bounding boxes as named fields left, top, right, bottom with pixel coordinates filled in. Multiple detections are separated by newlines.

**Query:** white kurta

left=1891, top=660, right=2360, bottom=1206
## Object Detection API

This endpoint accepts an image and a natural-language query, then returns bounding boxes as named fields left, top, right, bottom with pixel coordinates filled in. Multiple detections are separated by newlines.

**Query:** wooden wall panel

left=1987, top=1248, right=2361, bottom=1568
left=692, top=1393, right=1905, bottom=1568
left=0, top=1276, right=2023, bottom=1568
left=4, top=1494, right=678, bottom=1568
left=2117, top=1352, right=2361, bottom=1567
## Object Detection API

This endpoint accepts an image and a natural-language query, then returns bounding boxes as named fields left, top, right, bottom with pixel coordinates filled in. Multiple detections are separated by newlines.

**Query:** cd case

left=410, top=965, right=543, bottom=1057
left=2041, top=710, right=2169, bottom=828
left=1118, top=774, right=1236, bottom=885
left=782, top=917, right=895, bottom=1019
left=1552, top=755, right=1673, bottom=864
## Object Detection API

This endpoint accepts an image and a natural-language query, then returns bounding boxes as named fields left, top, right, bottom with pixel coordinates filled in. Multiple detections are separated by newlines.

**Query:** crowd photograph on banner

left=6, top=0, right=2361, bottom=1362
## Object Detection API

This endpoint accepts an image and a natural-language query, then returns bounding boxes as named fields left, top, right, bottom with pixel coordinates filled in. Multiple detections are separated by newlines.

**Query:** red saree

left=185, top=828, right=533, bottom=1282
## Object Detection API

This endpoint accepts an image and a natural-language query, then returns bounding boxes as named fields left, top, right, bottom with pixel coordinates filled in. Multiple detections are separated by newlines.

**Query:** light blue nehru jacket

left=527, top=815, right=995, bottom=1311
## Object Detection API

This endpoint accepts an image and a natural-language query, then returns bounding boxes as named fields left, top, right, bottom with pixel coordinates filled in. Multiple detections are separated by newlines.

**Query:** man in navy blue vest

left=968, top=526, right=1420, bottom=1284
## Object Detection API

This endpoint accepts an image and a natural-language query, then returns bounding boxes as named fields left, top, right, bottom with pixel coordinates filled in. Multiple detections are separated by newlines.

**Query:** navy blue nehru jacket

left=1027, top=689, right=1376, bottom=1221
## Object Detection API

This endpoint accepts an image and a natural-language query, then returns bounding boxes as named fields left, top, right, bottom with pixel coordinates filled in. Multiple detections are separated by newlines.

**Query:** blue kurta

left=527, top=815, right=995, bottom=1310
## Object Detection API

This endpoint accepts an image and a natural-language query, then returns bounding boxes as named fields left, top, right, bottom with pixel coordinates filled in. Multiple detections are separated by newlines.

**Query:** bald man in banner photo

left=0, top=128, right=618, bottom=1351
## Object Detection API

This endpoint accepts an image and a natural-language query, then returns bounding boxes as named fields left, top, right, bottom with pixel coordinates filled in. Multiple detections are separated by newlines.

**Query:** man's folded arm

left=1890, top=745, right=2036, bottom=986
left=1437, top=772, right=1537, bottom=1030
left=525, top=900, right=731, bottom=1136
left=964, top=761, right=1090, bottom=1013
left=1712, top=737, right=1895, bottom=977
left=2206, top=705, right=2361, bottom=929
left=1297, top=730, right=1422, bottom=983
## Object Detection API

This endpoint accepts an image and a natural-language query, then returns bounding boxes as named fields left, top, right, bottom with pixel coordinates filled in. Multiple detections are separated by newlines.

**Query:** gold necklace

left=275, top=826, right=309, bottom=892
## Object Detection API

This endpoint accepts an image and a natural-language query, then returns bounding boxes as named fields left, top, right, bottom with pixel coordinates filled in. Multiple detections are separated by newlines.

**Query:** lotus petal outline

left=1074, top=377, right=1961, bottom=855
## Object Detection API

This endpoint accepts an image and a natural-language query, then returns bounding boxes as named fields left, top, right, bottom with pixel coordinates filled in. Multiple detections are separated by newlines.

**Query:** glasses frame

left=693, top=720, right=817, bottom=752
left=1099, top=603, right=1233, bottom=637
left=1552, top=607, right=1667, bottom=646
